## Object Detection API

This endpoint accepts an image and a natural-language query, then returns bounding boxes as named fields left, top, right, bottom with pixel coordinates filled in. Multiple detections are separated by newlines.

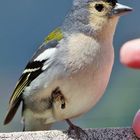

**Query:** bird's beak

left=110, top=3, right=132, bottom=17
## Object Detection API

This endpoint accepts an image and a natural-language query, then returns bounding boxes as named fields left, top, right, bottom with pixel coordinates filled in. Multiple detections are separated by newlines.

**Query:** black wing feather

left=4, top=40, right=59, bottom=125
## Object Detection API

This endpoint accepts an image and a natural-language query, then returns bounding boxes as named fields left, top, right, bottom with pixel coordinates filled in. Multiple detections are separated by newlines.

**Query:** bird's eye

left=95, top=4, right=104, bottom=12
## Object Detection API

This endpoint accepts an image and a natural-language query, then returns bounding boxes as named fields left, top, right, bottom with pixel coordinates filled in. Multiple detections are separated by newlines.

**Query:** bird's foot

left=66, top=119, right=88, bottom=140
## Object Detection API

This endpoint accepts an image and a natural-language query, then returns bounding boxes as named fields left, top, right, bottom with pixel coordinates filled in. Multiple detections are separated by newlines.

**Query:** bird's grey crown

left=73, top=0, right=117, bottom=7
left=73, top=0, right=90, bottom=7
left=62, top=0, right=118, bottom=36
left=62, top=1, right=96, bottom=37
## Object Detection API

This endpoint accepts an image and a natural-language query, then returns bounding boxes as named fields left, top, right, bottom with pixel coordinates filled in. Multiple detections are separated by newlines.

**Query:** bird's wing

left=4, top=28, right=64, bottom=125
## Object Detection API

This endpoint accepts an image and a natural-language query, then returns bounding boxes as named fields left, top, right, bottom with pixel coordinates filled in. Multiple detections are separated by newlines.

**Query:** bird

left=4, top=0, right=132, bottom=138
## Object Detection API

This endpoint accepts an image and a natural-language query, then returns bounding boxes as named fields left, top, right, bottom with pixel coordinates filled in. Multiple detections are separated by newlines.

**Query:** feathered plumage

left=4, top=28, right=63, bottom=125
left=4, top=0, right=132, bottom=136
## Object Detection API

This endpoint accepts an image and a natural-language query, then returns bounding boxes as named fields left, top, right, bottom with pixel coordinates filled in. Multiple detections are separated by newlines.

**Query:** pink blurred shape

left=132, top=109, right=140, bottom=138
left=120, top=39, right=140, bottom=69
left=120, top=39, right=140, bottom=137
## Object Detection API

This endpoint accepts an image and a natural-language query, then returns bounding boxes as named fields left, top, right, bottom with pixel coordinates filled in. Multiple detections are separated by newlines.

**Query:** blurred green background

left=1, top=0, right=140, bottom=132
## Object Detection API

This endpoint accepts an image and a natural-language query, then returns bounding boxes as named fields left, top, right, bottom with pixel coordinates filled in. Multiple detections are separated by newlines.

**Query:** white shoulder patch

left=34, top=48, right=56, bottom=62
left=42, top=60, right=52, bottom=71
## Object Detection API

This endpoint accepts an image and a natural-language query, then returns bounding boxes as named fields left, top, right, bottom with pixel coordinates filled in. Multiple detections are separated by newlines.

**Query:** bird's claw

left=66, top=119, right=88, bottom=140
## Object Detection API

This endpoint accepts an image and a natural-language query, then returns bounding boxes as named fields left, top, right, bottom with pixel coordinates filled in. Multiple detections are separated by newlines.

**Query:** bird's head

left=72, top=0, right=132, bottom=36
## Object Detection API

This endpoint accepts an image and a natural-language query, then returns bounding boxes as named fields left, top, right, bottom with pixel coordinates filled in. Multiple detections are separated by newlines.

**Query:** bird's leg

left=66, top=119, right=88, bottom=139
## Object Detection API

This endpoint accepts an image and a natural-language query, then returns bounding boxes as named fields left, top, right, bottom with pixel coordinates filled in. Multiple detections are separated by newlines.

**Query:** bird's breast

left=23, top=33, right=114, bottom=124
left=53, top=46, right=114, bottom=120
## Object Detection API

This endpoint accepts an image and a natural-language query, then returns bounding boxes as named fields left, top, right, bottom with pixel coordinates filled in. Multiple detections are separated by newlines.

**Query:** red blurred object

left=120, top=39, right=140, bottom=69
left=120, top=39, right=140, bottom=137
left=132, top=109, right=140, bottom=138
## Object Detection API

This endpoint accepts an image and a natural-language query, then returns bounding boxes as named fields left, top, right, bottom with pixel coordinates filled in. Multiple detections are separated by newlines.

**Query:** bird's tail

left=4, top=99, right=21, bottom=125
